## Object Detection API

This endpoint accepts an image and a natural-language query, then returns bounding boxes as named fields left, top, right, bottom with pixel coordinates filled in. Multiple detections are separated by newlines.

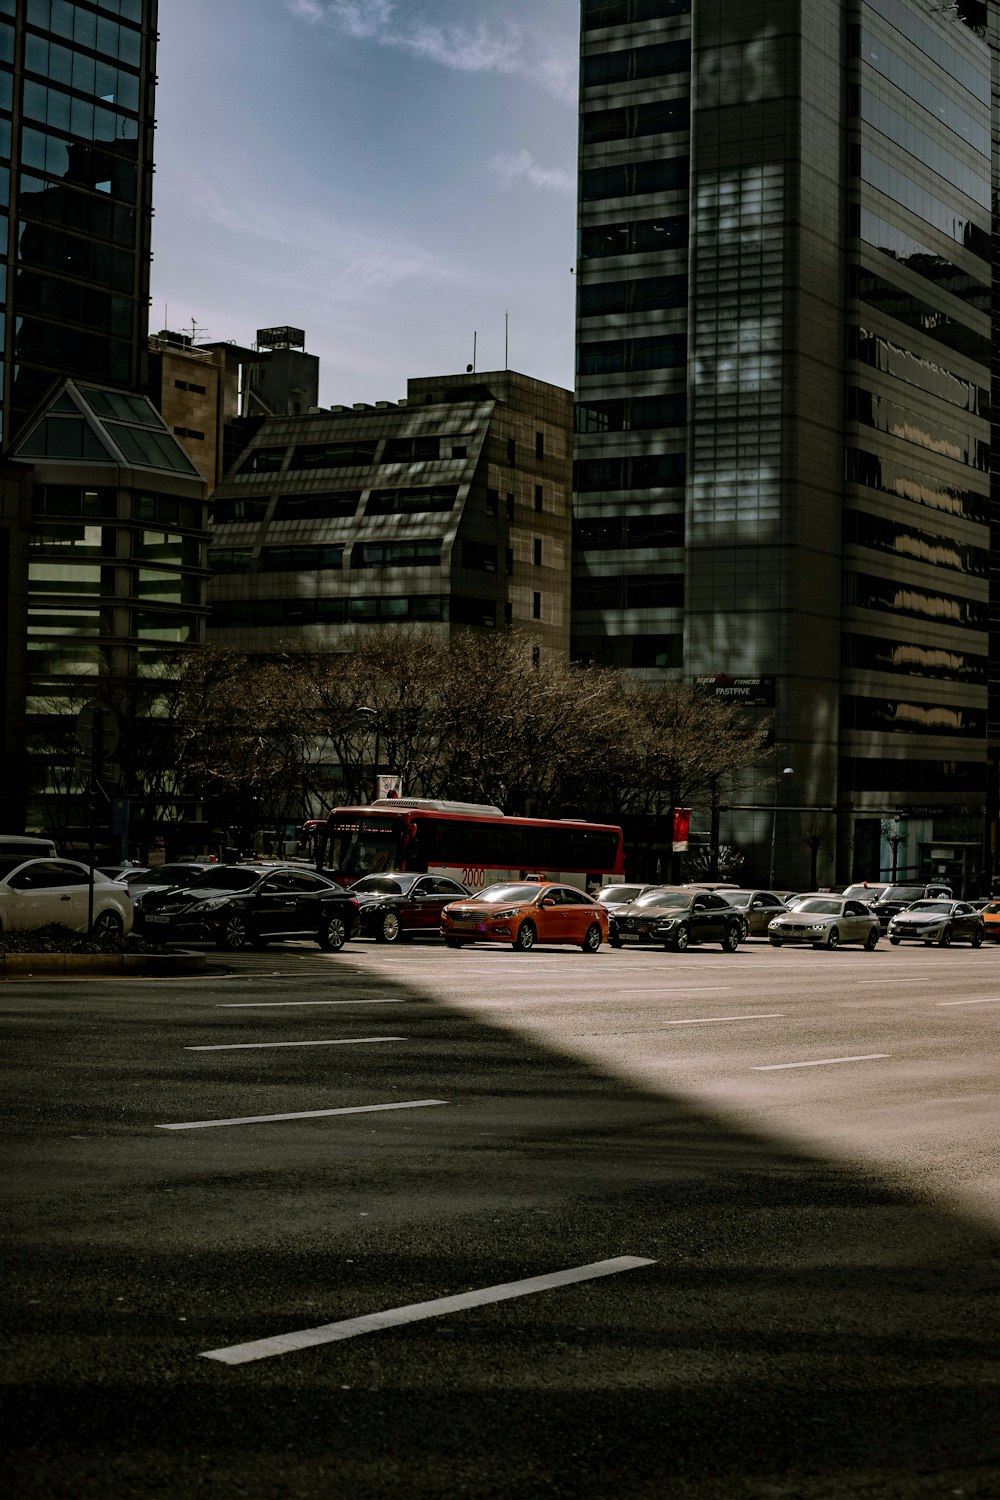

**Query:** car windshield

left=128, top=867, right=192, bottom=886
left=352, top=876, right=406, bottom=895
left=630, top=892, right=691, bottom=910
left=881, top=886, right=926, bottom=902
left=599, top=886, right=647, bottom=903
left=984, top=902, right=1000, bottom=915
left=794, top=898, right=842, bottom=915
left=724, top=892, right=751, bottom=907
left=475, top=884, right=543, bottom=904
left=842, top=884, right=883, bottom=899
left=906, top=901, right=953, bottom=915
left=0, top=856, right=31, bottom=879
left=184, top=867, right=263, bottom=894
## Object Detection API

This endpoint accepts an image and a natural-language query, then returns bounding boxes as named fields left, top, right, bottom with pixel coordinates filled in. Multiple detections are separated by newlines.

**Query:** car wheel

left=318, top=913, right=347, bottom=952
left=217, top=912, right=250, bottom=951
left=512, top=920, right=536, bottom=952
left=376, top=909, right=403, bottom=944
left=581, top=923, right=602, bottom=953
left=938, top=926, right=952, bottom=948
left=671, top=924, right=690, bottom=952
left=444, top=936, right=465, bottom=949
left=721, top=923, right=740, bottom=953
left=769, top=938, right=782, bottom=947
left=889, top=936, right=901, bottom=945
left=972, top=929, right=984, bottom=949
left=826, top=927, right=840, bottom=950
left=864, top=927, right=879, bottom=951
left=609, top=935, right=623, bottom=949
left=92, top=910, right=123, bottom=941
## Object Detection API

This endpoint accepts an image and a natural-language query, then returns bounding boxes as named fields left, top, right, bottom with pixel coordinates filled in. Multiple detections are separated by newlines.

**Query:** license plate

left=145, top=914, right=169, bottom=924
left=450, top=919, right=478, bottom=929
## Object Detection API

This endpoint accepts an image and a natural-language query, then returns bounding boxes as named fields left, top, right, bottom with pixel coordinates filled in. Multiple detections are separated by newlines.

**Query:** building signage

left=256, top=326, right=305, bottom=350
left=697, top=674, right=775, bottom=707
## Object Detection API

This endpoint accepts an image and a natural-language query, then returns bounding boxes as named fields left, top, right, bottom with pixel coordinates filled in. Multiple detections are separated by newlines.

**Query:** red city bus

left=308, top=799, right=624, bottom=891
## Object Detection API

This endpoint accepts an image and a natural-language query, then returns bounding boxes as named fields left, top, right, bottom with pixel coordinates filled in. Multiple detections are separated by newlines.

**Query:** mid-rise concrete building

left=206, top=369, right=573, bottom=661
left=574, top=0, right=995, bottom=890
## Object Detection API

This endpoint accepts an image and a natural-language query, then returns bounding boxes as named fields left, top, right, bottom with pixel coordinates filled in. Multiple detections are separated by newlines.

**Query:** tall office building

left=575, top=0, right=995, bottom=890
left=0, top=1, right=210, bottom=841
left=0, top=0, right=157, bottom=448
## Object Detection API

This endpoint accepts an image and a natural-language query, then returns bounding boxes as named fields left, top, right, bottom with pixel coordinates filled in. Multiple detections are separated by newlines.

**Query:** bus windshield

left=326, top=816, right=404, bottom=877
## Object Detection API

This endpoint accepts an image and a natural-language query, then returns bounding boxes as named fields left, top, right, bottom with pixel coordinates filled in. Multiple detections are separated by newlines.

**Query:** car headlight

left=657, top=917, right=677, bottom=928
left=490, top=908, right=517, bottom=920
left=198, top=897, right=232, bottom=911
left=805, top=923, right=826, bottom=931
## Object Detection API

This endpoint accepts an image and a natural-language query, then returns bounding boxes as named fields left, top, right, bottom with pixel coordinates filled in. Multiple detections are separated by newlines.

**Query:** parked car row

left=0, top=854, right=992, bottom=955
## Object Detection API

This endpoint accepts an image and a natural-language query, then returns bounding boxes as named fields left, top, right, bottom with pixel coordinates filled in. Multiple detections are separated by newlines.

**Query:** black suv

left=140, top=863, right=360, bottom=951
left=869, top=881, right=952, bottom=932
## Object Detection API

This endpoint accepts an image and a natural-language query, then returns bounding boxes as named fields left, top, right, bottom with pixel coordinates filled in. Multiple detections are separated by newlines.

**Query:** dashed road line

left=185, top=1037, right=405, bottom=1051
left=753, top=1053, right=890, bottom=1071
left=200, top=1256, right=656, bottom=1365
left=157, top=1098, right=446, bottom=1131
left=937, top=997, right=1000, bottom=1006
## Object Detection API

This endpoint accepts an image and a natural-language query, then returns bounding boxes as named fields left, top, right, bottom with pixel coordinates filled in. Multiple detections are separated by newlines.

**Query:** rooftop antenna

left=505, top=309, right=509, bottom=370
left=472, top=330, right=477, bottom=373
left=184, top=317, right=207, bottom=345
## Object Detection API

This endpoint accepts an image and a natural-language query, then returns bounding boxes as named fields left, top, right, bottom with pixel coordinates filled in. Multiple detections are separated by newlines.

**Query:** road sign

left=76, top=701, right=119, bottom=759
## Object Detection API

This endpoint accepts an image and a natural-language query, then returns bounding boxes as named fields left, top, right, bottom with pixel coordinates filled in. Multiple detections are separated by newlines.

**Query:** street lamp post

left=356, top=707, right=380, bottom=803
left=768, top=766, right=794, bottom=888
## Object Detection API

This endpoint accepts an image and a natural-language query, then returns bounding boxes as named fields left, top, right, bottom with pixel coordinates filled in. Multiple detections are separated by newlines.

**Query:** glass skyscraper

left=0, top=1, right=211, bottom=846
left=0, top=0, right=156, bottom=450
left=575, top=0, right=995, bottom=890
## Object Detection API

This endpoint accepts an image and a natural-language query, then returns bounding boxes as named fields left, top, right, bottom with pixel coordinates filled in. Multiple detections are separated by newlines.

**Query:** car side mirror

left=542, top=897, right=557, bottom=907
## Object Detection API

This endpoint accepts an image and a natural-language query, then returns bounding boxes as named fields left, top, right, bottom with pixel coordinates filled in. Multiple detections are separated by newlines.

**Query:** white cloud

left=287, top=1, right=577, bottom=103
left=491, top=149, right=574, bottom=196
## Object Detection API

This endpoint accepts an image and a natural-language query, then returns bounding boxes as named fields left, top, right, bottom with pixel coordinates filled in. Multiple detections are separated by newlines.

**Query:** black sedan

left=611, top=889, right=743, bottom=952
left=887, top=899, right=985, bottom=948
left=140, top=864, right=360, bottom=951
left=349, top=872, right=471, bottom=942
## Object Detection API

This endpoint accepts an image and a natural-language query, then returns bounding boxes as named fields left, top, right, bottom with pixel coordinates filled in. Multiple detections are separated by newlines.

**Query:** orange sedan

left=440, top=881, right=610, bottom=953
left=980, top=901, right=1000, bottom=941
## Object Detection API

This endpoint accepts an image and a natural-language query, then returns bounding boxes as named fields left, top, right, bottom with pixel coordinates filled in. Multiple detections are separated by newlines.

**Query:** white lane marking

left=938, top=997, right=1000, bottom=1006
left=753, top=1054, right=890, bottom=1071
left=200, top=1256, right=656, bottom=1366
left=185, top=1037, right=405, bottom=1052
left=157, top=1099, right=446, bottom=1131
left=216, top=999, right=406, bottom=1009
left=665, top=1013, right=783, bottom=1026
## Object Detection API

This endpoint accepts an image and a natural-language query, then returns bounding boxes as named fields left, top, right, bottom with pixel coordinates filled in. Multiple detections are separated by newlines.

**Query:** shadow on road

left=3, top=951, right=999, bottom=1500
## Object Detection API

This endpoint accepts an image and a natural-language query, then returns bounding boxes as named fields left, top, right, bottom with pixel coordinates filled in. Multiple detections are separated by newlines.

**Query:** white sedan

left=0, top=858, right=133, bottom=939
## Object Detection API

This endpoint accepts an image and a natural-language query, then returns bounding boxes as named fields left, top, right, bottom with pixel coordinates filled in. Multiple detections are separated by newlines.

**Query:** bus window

left=326, top=818, right=405, bottom=877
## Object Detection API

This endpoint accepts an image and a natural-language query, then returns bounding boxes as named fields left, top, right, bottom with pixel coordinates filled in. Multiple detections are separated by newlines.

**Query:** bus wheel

left=513, top=920, right=536, bottom=952
left=581, top=923, right=602, bottom=953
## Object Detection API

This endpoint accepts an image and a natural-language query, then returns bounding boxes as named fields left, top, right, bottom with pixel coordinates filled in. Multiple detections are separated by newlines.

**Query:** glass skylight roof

left=11, top=381, right=201, bottom=476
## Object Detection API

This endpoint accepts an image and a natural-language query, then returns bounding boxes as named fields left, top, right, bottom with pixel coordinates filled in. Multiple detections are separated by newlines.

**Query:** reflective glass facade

left=0, top=0, right=156, bottom=449
left=575, top=0, right=995, bottom=888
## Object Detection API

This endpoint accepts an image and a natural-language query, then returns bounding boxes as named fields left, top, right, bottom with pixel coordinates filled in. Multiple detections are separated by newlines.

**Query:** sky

left=149, top=0, right=581, bottom=408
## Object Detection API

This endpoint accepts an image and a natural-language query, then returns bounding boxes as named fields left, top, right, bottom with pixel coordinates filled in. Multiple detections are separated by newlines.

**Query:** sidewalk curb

left=0, top=950, right=207, bottom=978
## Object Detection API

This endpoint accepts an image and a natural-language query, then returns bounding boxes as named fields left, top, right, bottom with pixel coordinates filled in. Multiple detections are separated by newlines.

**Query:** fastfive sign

left=697, top=674, right=775, bottom=708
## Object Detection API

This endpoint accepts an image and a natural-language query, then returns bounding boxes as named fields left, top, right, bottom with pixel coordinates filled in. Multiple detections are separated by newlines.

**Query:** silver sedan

left=767, top=895, right=879, bottom=951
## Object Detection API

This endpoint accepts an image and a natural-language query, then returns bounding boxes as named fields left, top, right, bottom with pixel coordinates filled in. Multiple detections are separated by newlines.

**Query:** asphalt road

left=3, top=935, right=1000, bottom=1499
